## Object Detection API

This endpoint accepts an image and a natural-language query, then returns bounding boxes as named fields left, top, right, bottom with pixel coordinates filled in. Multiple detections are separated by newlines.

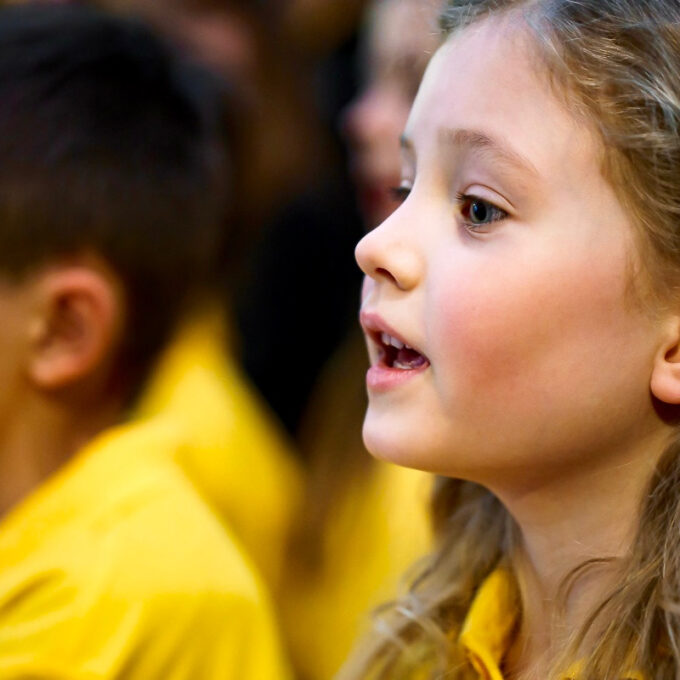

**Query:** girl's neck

left=493, top=427, right=672, bottom=678
left=504, top=545, right=624, bottom=680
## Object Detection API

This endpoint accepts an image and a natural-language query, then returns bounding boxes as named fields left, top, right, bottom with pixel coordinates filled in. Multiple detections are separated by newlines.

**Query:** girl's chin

left=362, top=416, right=434, bottom=470
left=361, top=411, right=489, bottom=480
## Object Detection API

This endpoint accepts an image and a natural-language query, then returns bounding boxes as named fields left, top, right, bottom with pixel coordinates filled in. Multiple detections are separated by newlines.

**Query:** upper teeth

left=381, top=332, right=407, bottom=350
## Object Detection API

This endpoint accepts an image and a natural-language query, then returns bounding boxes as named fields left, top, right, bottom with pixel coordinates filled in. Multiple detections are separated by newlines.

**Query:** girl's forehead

left=403, top=12, right=596, bottom=186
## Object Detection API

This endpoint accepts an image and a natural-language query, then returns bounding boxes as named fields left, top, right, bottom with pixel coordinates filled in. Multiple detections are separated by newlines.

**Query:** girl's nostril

left=376, top=267, right=397, bottom=283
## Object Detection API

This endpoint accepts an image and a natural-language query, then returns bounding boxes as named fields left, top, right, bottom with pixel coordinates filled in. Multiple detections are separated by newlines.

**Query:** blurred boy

left=93, top=0, right=304, bottom=593
left=0, top=4, right=290, bottom=678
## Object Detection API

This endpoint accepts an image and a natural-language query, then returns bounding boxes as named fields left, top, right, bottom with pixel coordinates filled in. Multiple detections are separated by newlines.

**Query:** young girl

left=340, top=0, right=680, bottom=678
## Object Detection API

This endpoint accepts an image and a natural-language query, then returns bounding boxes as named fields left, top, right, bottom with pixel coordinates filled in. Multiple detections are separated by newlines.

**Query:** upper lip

left=359, top=310, right=428, bottom=359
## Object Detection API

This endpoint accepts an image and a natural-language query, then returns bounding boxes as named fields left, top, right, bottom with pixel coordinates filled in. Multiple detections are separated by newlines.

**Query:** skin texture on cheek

left=427, top=231, right=657, bottom=481
left=431, top=246, right=621, bottom=393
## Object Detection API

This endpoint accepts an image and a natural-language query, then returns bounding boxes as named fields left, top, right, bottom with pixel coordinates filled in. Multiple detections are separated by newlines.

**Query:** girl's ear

left=27, top=267, right=123, bottom=391
left=650, top=320, right=680, bottom=404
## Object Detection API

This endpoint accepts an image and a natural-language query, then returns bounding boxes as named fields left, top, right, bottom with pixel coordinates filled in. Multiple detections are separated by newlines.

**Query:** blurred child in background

left=87, top=0, right=306, bottom=594
left=345, top=0, right=440, bottom=231
left=280, top=2, right=440, bottom=678
left=0, top=4, right=290, bottom=677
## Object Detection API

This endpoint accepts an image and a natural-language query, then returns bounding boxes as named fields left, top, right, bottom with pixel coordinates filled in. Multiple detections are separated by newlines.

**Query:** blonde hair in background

left=338, top=1, right=680, bottom=678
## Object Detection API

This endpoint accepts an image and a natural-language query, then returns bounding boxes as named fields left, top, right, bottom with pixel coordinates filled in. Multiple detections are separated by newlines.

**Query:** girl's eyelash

left=388, top=187, right=509, bottom=231
left=389, top=185, right=412, bottom=203
left=455, top=192, right=508, bottom=229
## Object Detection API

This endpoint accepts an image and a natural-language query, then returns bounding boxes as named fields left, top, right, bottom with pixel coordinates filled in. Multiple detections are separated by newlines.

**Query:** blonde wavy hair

left=338, top=1, right=680, bottom=678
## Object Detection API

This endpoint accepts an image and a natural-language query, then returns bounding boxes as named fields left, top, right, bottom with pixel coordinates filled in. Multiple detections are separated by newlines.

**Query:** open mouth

left=375, top=331, right=430, bottom=371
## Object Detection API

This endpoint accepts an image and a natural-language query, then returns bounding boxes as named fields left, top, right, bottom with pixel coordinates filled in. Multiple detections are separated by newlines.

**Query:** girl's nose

left=355, top=221, right=422, bottom=291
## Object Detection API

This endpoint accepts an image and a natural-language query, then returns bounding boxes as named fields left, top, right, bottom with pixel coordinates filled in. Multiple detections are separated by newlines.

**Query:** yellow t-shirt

left=0, top=417, right=292, bottom=680
left=135, top=309, right=303, bottom=592
left=284, top=461, right=433, bottom=680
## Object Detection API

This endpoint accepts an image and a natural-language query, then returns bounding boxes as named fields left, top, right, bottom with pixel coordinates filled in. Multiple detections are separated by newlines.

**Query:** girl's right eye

left=389, top=185, right=411, bottom=203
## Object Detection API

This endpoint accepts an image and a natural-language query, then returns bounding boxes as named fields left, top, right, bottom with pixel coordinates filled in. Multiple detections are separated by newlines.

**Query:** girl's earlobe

left=650, top=326, right=680, bottom=404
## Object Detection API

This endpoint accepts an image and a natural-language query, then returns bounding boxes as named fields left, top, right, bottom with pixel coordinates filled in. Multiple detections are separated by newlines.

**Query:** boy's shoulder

left=135, top=311, right=304, bottom=587
left=0, top=418, right=288, bottom=679
left=0, top=416, right=263, bottom=596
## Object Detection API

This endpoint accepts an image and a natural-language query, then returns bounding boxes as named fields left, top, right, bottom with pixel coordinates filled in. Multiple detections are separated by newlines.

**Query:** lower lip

left=366, top=362, right=429, bottom=392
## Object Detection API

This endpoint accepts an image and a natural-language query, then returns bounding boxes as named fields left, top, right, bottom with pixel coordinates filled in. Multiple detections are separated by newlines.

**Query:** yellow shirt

left=459, top=569, right=519, bottom=680
left=284, top=461, right=433, bottom=680
left=135, top=309, right=302, bottom=592
left=0, top=417, right=292, bottom=680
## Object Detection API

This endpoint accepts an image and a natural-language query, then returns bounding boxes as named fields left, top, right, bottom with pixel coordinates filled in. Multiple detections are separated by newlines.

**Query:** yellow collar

left=458, top=569, right=644, bottom=680
left=459, top=568, right=518, bottom=680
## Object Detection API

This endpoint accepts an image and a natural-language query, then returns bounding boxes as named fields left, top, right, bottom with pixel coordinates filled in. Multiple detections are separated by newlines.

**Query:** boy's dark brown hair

left=0, top=2, right=230, bottom=394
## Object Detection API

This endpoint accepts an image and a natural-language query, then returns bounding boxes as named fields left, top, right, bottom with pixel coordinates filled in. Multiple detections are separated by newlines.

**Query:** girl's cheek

left=431, top=253, right=632, bottom=402
left=432, top=268, right=549, bottom=383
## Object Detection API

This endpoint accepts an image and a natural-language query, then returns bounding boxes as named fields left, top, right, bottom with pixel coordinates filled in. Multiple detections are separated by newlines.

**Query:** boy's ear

left=28, top=267, right=123, bottom=390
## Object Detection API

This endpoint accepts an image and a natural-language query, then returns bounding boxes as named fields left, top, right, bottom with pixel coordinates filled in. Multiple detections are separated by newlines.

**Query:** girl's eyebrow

left=400, top=128, right=540, bottom=179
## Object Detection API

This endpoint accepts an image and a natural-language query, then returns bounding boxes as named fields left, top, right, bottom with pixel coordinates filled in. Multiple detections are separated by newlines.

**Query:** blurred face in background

left=103, top=1, right=259, bottom=94
left=168, top=7, right=257, bottom=91
left=343, top=0, right=440, bottom=229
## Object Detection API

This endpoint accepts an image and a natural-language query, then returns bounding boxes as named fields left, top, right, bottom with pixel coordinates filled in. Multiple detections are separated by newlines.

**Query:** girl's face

left=356, top=15, right=670, bottom=489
